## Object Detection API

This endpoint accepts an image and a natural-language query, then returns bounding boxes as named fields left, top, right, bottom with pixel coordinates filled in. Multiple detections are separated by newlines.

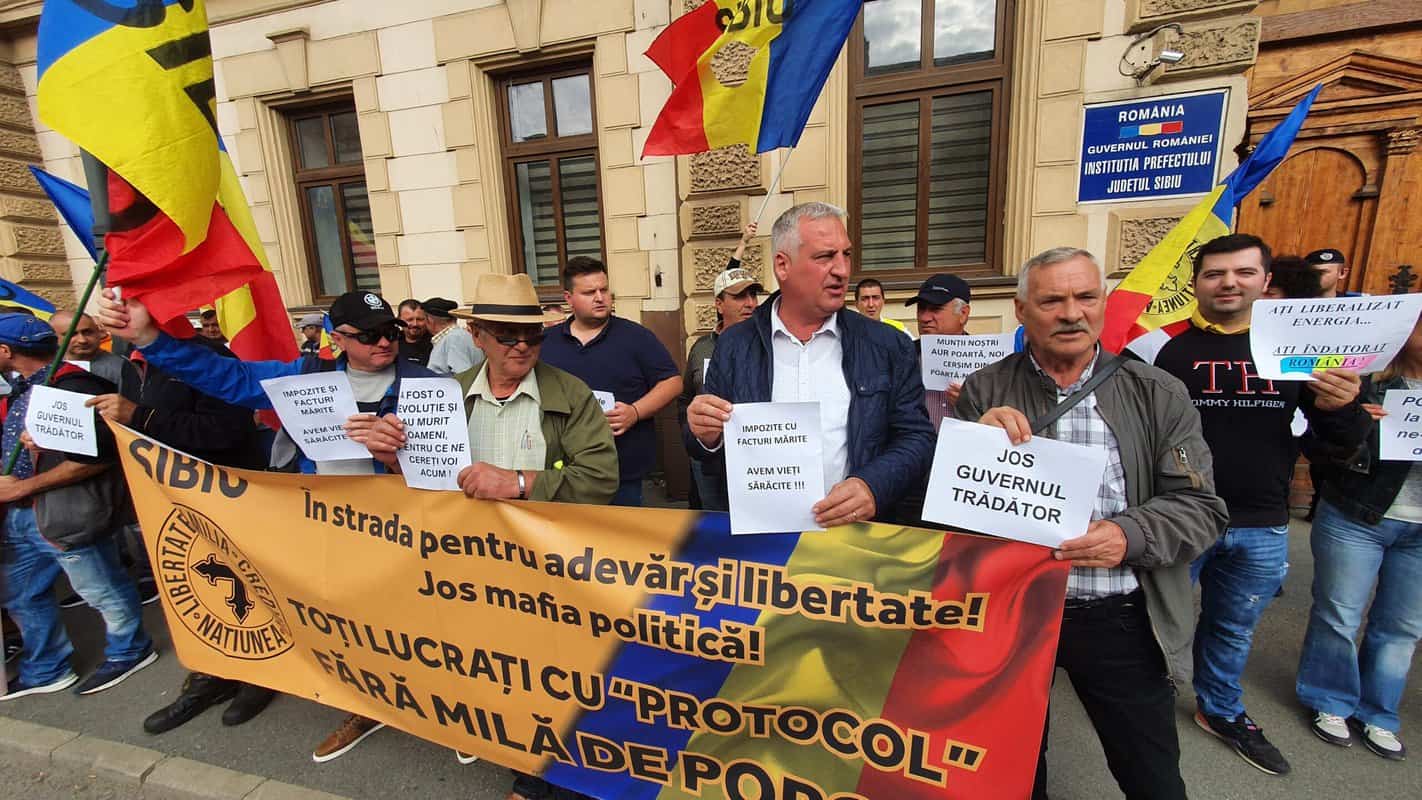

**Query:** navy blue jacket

left=693, top=294, right=935, bottom=517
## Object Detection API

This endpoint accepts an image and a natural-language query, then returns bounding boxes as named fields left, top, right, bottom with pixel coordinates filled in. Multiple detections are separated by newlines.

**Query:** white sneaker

left=455, top=750, right=479, bottom=765
left=1311, top=711, right=1352, bottom=747
left=1362, top=725, right=1406, bottom=761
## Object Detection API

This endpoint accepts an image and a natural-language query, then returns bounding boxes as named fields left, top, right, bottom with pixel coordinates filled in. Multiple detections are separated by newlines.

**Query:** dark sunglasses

left=336, top=324, right=400, bottom=345
left=480, top=327, right=546, bottom=348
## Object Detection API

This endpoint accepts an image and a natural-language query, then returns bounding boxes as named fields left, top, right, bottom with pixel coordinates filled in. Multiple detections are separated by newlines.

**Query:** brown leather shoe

left=312, top=714, right=384, bottom=763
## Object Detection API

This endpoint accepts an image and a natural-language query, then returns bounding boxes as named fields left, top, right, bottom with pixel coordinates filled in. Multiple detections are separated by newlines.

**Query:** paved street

left=0, top=752, right=142, bottom=800
left=2, top=515, right=1419, bottom=799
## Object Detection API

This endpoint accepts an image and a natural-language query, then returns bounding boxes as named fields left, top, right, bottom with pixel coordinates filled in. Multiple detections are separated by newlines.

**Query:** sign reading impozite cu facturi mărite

left=1078, top=89, right=1228, bottom=204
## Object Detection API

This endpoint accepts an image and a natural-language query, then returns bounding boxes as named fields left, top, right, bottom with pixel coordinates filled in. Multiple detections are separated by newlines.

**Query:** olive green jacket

left=454, top=362, right=619, bottom=505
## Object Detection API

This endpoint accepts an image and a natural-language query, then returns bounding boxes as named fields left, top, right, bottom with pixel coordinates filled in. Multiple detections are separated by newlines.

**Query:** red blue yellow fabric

left=643, top=0, right=861, bottom=157
left=36, top=0, right=295, bottom=364
left=1101, top=84, right=1323, bottom=353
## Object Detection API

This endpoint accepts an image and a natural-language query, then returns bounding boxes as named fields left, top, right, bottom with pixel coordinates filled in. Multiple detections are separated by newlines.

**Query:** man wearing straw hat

left=362, top=272, right=618, bottom=506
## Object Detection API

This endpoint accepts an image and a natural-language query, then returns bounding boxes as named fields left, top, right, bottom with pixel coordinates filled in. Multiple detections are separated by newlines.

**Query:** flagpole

left=752, top=147, right=795, bottom=226
left=2, top=249, right=110, bottom=476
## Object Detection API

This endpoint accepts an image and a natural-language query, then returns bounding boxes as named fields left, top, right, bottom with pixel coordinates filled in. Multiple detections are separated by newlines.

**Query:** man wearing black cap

left=1305, top=249, right=1354, bottom=298
left=98, top=288, right=437, bottom=759
left=907, top=273, right=972, bottom=431
left=424, top=296, right=482, bottom=376
left=0, top=314, right=157, bottom=700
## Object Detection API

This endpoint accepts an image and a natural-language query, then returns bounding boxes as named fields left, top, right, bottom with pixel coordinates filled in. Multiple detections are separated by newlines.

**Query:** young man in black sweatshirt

left=1130, top=234, right=1371, bottom=777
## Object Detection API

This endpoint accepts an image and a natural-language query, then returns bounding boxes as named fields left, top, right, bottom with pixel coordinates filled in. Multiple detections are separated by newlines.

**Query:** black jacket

left=31, top=366, right=132, bottom=550
left=1320, top=374, right=1412, bottom=525
left=131, top=338, right=264, bottom=470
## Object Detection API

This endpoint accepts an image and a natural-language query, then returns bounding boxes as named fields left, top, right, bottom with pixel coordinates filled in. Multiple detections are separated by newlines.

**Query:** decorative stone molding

left=1119, top=216, right=1184, bottom=269
left=0, top=95, right=34, bottom=131
left=0, top=64, right=24, bottom=96
left=1157, top=18, right=1261, bottom=81
left=682, top=0, right=702, bottom=14
left=689, top=202, right=743, bottom=238
left=689, top=145, right=761, bottom=193
left=1126, top=0, right=1259, bottom=33
left=13, top=260, right=72, bottom=284
left=693, top=243, right=763, bottom=291
left=1386, top=128, right=1420, bottom=156
left=2, top=225, right=65, bottom=259
left=0, top=195, right=55, bottom=223
left=0, top=129, right=41, bottom=161
left=693, top=301, right=718, bottom=333
left=266, top=29, right=310, bottom=93
left=710, top=41, right=756, bottom=88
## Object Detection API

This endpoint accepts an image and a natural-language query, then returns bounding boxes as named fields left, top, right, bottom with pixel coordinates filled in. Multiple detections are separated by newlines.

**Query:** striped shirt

left=1030, top=350, right=1138, bottom=599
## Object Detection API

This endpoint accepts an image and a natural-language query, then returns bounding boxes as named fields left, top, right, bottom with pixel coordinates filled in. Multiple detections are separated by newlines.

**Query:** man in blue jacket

left=686, top=202, right=935, bottom=526
left=97, top=287, right=435, bottom=760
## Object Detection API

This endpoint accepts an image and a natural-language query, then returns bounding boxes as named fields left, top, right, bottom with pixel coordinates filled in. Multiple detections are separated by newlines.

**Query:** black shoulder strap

left=1030, top=355, right=1124, bottom=435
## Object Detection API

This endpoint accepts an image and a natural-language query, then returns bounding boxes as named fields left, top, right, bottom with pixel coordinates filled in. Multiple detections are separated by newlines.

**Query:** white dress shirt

left=769, top=299, right=851, bottom=492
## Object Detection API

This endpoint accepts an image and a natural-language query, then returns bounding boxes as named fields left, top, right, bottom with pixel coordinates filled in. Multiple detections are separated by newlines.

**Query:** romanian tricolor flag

left=642, top=0, right=861, bottom=157
left=36, top=0, right=295, bottom=364
left=1102, top=84, right=1322, bottom=353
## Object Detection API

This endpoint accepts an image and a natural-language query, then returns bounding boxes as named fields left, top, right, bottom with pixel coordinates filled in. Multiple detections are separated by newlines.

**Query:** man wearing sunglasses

left=361, top=273, right=618, bottom=508
left=97, top=287, right=440, bottom=763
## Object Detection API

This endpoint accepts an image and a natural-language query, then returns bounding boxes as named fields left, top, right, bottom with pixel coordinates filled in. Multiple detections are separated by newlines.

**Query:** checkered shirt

left=1030, top=351, right=1139, bottom=599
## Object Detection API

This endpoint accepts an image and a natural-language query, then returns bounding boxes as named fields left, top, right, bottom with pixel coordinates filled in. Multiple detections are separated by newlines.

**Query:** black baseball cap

left=1304, top=248, right=1346, bottom=266
left=422, top=297, right=458, bottom=319
left=328, top=291, right=400, bottom=331
left=904, top=273, right=971, bottom=307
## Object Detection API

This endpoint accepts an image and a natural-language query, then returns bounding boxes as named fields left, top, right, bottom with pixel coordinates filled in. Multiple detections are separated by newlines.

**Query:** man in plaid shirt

left=958, top=247, right=1227, bottom=800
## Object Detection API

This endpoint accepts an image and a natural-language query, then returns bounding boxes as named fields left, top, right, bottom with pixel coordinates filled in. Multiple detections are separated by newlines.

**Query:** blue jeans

left=1, top=506, right=150, bottom=685
left=1297, top=500, right=1422, bottom=732
left=690, top=461, right=728, bottom=513
left=1191, top=523, right=1291, bottom=719
left=611, top=479, right=643, bottom=508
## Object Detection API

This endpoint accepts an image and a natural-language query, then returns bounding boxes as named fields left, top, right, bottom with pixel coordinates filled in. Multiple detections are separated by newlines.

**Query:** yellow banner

left=114, top=424, right=1068, bottom=799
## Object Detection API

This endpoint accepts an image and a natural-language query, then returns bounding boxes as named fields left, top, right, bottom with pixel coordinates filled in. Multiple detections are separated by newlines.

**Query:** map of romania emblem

left=156, top=504, right=293, bottom=660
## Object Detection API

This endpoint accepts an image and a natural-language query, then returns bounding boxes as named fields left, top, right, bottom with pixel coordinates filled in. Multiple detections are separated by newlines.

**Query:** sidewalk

left=2, top=515, right=1419, bottom=799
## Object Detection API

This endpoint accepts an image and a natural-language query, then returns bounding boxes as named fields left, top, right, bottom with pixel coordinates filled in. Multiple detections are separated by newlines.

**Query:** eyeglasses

left=335, top=325, right=400, bottom=345
left=480, top=328, right=546, bottom=348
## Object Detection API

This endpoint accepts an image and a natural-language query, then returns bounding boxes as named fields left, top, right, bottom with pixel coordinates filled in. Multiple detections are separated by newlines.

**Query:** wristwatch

left=516, top=470, right=527, bottom=500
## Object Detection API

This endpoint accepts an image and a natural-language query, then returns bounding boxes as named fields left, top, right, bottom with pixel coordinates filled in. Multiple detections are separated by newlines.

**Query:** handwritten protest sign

left=24, top=384, right=96, bottom=456
left=724, top=402, right=825, bottom=534
left=920, top=334, right=1015, bottom=391
left=1380, top=390, right=1422, bottom=461
left=1250, top=294, right=1422, bottom=381
left=396, top=378, right=471, bottom=490
left=923, top=418, right=1108, bottom=548
left=592, top=390, right=616, bottom=413
left=113, top=423, right=1070, bottom=800
left=259, top=372, right=369, bottom=462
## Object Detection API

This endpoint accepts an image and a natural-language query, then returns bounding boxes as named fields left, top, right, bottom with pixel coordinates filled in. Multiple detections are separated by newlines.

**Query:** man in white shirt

left=686, top=203, right=935, bottom=526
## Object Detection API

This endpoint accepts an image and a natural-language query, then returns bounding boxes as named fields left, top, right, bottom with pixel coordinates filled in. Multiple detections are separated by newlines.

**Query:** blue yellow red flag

left=643, top=0, right=860, bottom=157
left=1102, top=84, right=1323, bottom=353
left=0, top=278, right=56, bottom=320
left=37, top=0, right=220, bottom=253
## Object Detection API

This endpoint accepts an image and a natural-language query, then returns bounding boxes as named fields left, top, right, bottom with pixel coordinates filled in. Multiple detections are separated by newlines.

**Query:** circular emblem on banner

left=363, top=293, right=382, bottom=308
left=156, top=504, right=293, bottom=661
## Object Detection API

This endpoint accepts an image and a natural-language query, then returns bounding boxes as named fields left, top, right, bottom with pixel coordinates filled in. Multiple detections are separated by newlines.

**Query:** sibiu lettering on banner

left=113, top=422, right=1070, bottom=800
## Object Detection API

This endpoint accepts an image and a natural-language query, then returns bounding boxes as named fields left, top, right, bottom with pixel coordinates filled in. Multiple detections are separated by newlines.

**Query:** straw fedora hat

left=452, top=273, right=566, bottom=325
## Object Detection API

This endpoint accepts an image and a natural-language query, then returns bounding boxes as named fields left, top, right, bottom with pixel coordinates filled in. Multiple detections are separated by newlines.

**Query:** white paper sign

left=723, top=402, right=825, bottom=535
left=1380, top=390, right=1422, bottom=461
left=1250, top=294, right=1422, bottom=381
left=592, top=390, right=617, bottom=413
left=922, top=418, right=1109, bottom=548
left=920, top=334, right=1015, bottom=391
left=259, top=372, right=370, bottom=462
left=396, top=378, right=472, bottom=490
left=24, top=385, right=97, bottom=457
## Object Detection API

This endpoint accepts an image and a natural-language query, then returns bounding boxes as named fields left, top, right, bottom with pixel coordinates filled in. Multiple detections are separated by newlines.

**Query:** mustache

left=1052, top=322, right=1091, bottom=335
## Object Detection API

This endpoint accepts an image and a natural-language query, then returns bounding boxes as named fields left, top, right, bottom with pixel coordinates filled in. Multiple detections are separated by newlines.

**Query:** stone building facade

left=0, top=0, right=1269, bottom=345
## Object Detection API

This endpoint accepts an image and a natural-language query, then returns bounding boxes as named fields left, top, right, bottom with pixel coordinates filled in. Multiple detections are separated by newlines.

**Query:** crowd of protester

left=0, top=202, right=1415, bottom=800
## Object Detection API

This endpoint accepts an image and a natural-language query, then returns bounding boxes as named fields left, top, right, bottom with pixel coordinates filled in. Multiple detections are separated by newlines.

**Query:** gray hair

left=1015, top=247, right=1105, bottom=300
left=771, top=202, right=847, bottom=256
